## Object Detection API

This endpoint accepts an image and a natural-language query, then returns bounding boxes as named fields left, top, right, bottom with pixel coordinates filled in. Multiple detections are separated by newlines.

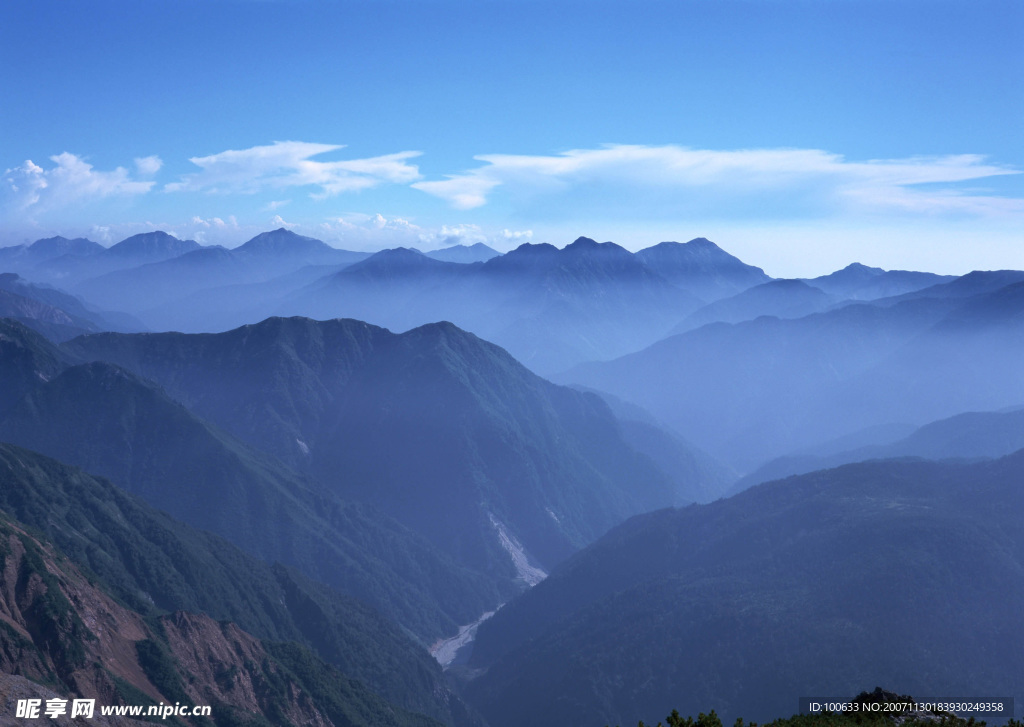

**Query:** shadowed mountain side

left=63, top=316, right=686, bottom=579
left=0, top=287, right=101, bottom=341
left=311, top=321, right=679, bottom=570
left=464, top=453, right=1024, bottom=727
left=0, top=273, right=145, bottom=333
left=0, top=348, right=503, bottom=641
left=670, top=279, right=835, bottom=335
left=0, top=318, right=70, bottom=413
left=562, top=283, right=1024, bottom=472
left=64, top=316, right=393, bottom=466
left=730, top=406, right=1024, bottom=495
left=634, top=238, right=771, bottom=302
left=0, top=455, right=466, bottom=726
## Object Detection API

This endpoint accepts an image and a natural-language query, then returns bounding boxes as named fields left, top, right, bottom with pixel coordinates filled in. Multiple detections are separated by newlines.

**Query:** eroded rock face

left=0, top=523, right=163, bottom=704
left=160, top=611, right=333, bottom=727
left=0, top=519, right=338, bottom=726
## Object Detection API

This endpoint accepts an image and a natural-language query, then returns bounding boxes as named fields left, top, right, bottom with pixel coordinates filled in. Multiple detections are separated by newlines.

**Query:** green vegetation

left=468, top=454, right=1024, bottom=727
left=136, top=639, right=191, bottom=706
left=0, top=442, right=475, bottom=727
left=264, top=642, right=444, bottom=727
left=0, top=355, right=502, bottom=641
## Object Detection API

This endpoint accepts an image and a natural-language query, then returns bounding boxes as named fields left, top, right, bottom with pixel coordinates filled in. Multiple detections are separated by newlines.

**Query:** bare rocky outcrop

left=0, top=517, right=340, bottom=726
left=161, top=611, right=333, bottom=726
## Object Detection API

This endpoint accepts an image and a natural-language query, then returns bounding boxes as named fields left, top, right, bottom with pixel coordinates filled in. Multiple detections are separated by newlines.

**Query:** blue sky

left=2, top=0, right=1021, bottom=276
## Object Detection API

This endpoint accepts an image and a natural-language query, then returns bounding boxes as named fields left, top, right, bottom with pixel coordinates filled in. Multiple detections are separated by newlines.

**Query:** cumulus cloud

left=167, top=141, right=422, bottom=198
left=270, top=214, right=297, bottom=228
left=3, top=153, right=155, bottom=214
left=190, top=215, right=232, bottom=228
left=135, top=155, right=163, bottom=176
left=411, top=144, right=1022, bottom=219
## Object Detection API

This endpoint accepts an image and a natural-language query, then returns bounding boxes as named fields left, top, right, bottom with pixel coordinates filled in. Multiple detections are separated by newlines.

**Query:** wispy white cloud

left=412, top=144, right=1022, bottom=219
left=3, top=153, right=155, bottom=215
left=167, top=141, right=422, bottom=198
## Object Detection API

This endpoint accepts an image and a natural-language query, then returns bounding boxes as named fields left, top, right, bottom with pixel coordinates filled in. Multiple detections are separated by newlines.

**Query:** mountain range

left=0, top=318, right=503, bottom=642
left=62, top=315, right=716, bottom=578
left=464, top=451, right=1024, bottom=727
left=5, top=227, right=1024, bottom=726
left=563, top=273, right=1024, bottom=472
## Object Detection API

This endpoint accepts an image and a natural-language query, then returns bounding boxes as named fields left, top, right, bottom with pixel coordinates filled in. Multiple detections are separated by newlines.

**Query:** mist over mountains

left=3, top=227, right=1024, bottom=726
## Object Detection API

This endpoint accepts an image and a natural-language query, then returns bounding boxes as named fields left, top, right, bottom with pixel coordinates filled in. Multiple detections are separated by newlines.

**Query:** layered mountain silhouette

left=802, top=262, right=953, bottom=300
left=0, top=319, right=502, bottom=641
left=280, top=237, right=707, bottom=373
left=564, top=276, right=1024, bottom=472
left=75, top=228, right=370, bottom=314
left=6, top=231, right=778, bottom=373
left=0, top=272, right=142, bottom=340
left=0, top=235, right=105, bottom=275
left=63, top=316, right=697, bottom=580
left=465, top=451, right=1024, bottom=727
left=30, top=231, right=203, bottom=285
left=670, top=278, right=835, bottom=335
left=6, top=226, right=1024, bottom=726
left=730, top=405, right=1024, bottom=494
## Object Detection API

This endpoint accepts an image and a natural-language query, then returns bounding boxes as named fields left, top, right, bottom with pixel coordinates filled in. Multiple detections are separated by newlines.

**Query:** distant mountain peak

left=368, top=246, right=430, bottom=260
left=25, top=235, right=104, bottom=259
left=563, top=237, right=631, bottom=257
left=235, top=228, right=331, bottom=255
left=640, top=238, right=742, bottom=263
left=342, top=246, right=452, bottom=278
left=509, top=242, right=559, bottom=256
left=425, top=242, right=501, bottom=264
left=682, top=236, right=719, bottom=248
left=106, top=230, right=200, bottom=259
left=634, top=238, right=771, bottom=301
left=841, top=262, right=884, bottom=274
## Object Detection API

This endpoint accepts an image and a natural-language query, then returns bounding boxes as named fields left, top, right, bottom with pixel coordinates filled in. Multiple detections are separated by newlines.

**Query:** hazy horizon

left=2, top=0, right=1021, bottom=279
